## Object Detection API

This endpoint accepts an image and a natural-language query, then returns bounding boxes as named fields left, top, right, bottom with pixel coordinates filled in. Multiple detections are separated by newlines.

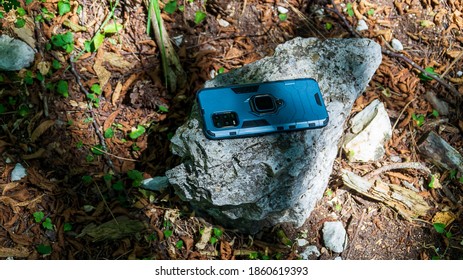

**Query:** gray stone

left=165, top=37, right=382, bottom=233
left=356, top=19, right=368, bottom=32
left=296, top=239, right=309, bottom=247
left=0, top=35, right=35, bottom=71
left=300, top=245, right=320, bottom=260
left=141, top=176, right=169, bottom=192
left=343, top=99, right=392, bottom=162
left=322, top=221, right=347, bottom=253
left=391, top=38, right=404, bottom=51
left=11, top=163, right=27, bottom=181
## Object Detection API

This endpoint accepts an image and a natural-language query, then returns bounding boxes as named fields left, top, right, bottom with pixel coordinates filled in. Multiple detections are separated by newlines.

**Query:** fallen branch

left=69, top=57, right=115, bottom=172
left=363, top=162, right=432, bottom=181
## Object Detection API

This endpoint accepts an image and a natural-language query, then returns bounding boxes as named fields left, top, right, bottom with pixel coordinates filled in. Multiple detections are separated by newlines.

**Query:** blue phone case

left=197, top=78, right=329, bottom=139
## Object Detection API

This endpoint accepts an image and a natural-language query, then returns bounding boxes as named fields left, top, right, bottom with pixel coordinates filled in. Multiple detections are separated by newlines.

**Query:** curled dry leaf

left=31, top=120, right=55, bottom=142
left=195, top=226, right=212, bottom=250
left=220, top=240, right=233, bottom=260
left=432, top=211, right=456, bottom=227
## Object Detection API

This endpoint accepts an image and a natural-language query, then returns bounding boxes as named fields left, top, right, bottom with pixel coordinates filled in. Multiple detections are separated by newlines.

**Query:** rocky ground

left=0, top=0, right=462, bottom=259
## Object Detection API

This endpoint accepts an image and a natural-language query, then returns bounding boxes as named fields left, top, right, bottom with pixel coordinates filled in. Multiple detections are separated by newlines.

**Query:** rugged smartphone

left=197, top=78, right=329, bottom=140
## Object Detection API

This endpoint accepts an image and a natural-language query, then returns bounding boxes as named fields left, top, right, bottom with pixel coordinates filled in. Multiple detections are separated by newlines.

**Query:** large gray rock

left=0, top=35, right=35, bottom=71
left=166, top=37, right=382, bottom=233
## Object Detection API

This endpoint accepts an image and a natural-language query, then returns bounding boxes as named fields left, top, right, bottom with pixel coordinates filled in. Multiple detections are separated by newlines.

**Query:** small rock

left=217, top=18, right=230, bottom=27
left=300, top=245, right=320, bottom=260
left=296, top=239, right=309, bottom=247
left=457, top=71, right=463, bottom=77
left=334, top=256, right=342, bottom=260
left=11, top=163, right=27, bottom=181
left=356, top=20, right=368, bottom=32
left=141, top=176, right=169, bottom=192
left=322, top=221, right=347, bottom=253
left=277, top=6, right=289, bottom=14
left=391, top=39, right=404, bottom=51
left=390, top=155, right=402, bottom=163
left=172, top=35, right=183, bottom=47
left=343, top=99, right=392, bottom=162
left=0, top=35, right=35, bottom=71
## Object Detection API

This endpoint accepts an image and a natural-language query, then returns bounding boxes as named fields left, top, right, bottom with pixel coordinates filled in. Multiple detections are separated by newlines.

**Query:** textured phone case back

left=197, top=78, right=329, bottom=139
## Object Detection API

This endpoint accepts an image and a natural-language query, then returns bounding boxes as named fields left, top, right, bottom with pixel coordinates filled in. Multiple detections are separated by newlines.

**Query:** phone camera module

left=212, top=112, right=239, bottom=128
left=251, top=94, right=278, bottom=114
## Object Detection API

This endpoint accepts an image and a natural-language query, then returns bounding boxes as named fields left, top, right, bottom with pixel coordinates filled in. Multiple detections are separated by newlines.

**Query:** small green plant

left=278, top=13, right=288, bottom=21
left=91, top=144, right=105, bottom=155
left=52, top=59, right=62, bottom=70
left=57, top=0, right=71, bottom=16
left=367, top=8, right=375, bottom=16
left=346, top=3, right=354, bottom=17
left=158, top=105, right=169, bottom=113
left=86, top=83, right=101, bottom=107
left=175, top=240, right=183, bottom=249
left=419, top=67, right=436, bottom=81
left=50, top=31, right=74, bottom=53
left=127, top=169, right=143, bottom=187
left=42, top=217, right=53, bottom=230
left=433, top=223, right=452, bottom=239
left=412, top=113, right=425, bottom=127
left=104, top=127, right=115, bottom=138
left=82, top=175, right=93, bottom=185
left=0, top=104, right=6, bottom=114
left=56, top=79, right=69, bottom=97
left=431, top=109, right=439, bottom=117
left=36, top=244, right=52, bottom=255
left=209, top=227, right=223, bottom=245
left=194, top=10, right=207, bottom=25
left=164, top=0, right=177, bottom=14
left=63, top=223, right=73, bottom=232
left=163, top=220, right=173, bottom=238
left=129, top=125, right=146, bottom=139
left=33, top=211, right=53, bottom=230
left=325, top=22, right=333, bottom=31
left=33, top=211, right=45, bottom=223
left=112, top=180, right=124, bottom=191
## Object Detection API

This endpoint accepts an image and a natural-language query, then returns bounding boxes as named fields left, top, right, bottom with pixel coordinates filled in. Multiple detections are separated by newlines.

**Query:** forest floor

left=0, top=0, right=462, bottom=260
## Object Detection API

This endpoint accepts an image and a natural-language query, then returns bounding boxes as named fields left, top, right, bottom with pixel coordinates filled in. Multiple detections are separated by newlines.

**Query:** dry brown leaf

left=195, top=226, right=212, bottom=250
left=22, top=148, right=46, bottom=160
left=103, top=109, right=120, bottom=131
left=31, top=120, right=55, bottom=142
left=37, top=61, right=51, bottom=76
left=0, top=246, right=30, bottom=258
left=1, top=182, right=21, bottom=195
left=220, top=240, right=233, bottom=260
left=112, top=81, right=123, bottom=106
left=12, top=16, right=36, bottom=48
left=450, top=77, right=463, bottom=84
left=28, top=168, right=56, bottom=192
left=432, top=211, right=456, bottom=226
left=94, top=62, right=111, bottom=89
left=181, top=236, right=194, bottom=253
left=103, top=52, right=133, bottom=69
left=225, top=47, right=243, bottom=59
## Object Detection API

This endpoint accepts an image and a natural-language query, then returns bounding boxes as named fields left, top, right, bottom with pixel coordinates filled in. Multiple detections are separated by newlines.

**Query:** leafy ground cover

left=0, top=0, right=462, bottom=259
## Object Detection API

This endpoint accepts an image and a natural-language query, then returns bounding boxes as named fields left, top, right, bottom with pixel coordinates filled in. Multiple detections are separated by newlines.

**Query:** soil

left=0, top=0, right=462, bottom=260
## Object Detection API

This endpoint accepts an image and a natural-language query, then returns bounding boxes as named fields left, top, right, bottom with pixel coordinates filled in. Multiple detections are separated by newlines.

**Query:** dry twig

left=69, top=57, right=115, bottom=172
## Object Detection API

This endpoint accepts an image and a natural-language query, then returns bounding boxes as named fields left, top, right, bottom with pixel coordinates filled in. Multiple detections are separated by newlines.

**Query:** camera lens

left=251, top=95, right=277, bottom=113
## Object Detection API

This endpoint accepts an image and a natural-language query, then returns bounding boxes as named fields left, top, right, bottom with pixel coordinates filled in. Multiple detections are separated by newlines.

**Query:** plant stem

left=143, top=0, right=186, bottom=94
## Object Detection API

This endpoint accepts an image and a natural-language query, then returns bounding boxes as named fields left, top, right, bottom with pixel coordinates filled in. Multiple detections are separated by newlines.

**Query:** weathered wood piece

left=341, top=170, right=431, bottom=221
left=417, top=131, right=463, bottom=173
